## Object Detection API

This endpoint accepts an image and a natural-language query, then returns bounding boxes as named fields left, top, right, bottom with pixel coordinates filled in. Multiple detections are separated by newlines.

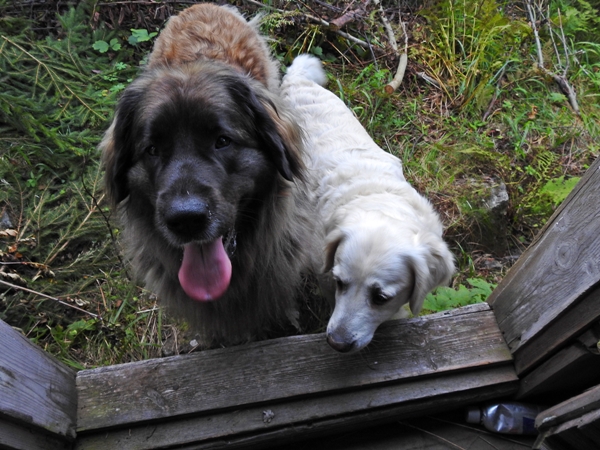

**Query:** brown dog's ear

left=408, top=240, right=455, bottom=316
left=323, top=230, right=345, bottom=273
left=100, top=81, right=146, bottom=207
left=227, top=80, right=304, bottom=182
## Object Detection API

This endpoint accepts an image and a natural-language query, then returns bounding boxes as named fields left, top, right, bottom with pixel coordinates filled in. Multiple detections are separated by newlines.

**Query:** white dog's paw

left=287, top=54, right=327, bottom=86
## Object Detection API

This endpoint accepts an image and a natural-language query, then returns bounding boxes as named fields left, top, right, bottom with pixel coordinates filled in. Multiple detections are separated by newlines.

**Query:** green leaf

left=422, top=278, right=496, bottom=314
left=540, top=176, right=580, bottom=206
left=549, top=92, right=567, bottom=103
left=129, top=29, right=158, bottom=45
left=92, top=40, right=109, bottom=53
left=109, top=38, right=122, bottom=51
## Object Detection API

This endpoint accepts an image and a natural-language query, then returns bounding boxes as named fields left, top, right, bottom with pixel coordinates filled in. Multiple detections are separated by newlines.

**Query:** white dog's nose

left=326, top=333, right=355, bottom=353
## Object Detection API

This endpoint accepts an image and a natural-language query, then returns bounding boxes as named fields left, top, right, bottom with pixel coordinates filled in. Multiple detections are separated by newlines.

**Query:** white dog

left=282, top=55, right=455, bottom=353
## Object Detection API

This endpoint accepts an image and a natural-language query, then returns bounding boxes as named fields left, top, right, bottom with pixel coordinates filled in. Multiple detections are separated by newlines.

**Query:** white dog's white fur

left=282, top=55, right=455, bottom=353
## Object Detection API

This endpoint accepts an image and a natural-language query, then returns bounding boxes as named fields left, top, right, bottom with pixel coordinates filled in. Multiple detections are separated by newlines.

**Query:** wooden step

left=75, top=303, right=517, bottom=450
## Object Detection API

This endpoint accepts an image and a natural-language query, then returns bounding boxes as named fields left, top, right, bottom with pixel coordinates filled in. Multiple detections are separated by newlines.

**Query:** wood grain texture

left=512, top=284, right=600, bottom=375
left=0, top=420, right=72, bottom=450
left=536, top=383, right=600, bottom=431
left=75, top=366, right=517, bottom=450
left=518, top=342, right=600, bottom=400
left=488, top=156, right=600, bottom=356
left=0, top=319, right=77, bottom=439
left=76, top=303, right=512, bottom=432
left=535, top=385, right=600, bottom=450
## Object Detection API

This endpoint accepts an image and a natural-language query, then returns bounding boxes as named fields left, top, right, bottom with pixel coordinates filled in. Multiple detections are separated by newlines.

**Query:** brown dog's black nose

left=326, top=333, right=355, bottom=353
left=163, top=197, right=210, bottom=240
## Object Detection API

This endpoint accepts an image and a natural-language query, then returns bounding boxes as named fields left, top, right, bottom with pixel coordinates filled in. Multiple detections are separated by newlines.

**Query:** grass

left=0, top=0, right=598, bottom=368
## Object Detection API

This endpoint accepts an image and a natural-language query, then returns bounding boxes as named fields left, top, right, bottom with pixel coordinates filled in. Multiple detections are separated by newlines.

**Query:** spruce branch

left=1, top=35, right=105, bottom=122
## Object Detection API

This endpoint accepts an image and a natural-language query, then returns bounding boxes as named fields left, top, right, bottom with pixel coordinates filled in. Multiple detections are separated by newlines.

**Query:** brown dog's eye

left=215, top=136, right=231, bottom=149
left=371, top=288, right=391, bottom=306
left=146, top=145, right=158, bottom=156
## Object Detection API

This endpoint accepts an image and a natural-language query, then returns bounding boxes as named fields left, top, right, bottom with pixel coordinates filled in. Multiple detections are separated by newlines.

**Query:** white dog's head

left=323, top=219, right=454, bottom=353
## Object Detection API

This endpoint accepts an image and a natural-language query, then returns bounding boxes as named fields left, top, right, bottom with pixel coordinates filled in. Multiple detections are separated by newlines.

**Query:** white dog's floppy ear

left=323, top=230, right=345, bottom=273
left=408, top=240, right=455, bottom=316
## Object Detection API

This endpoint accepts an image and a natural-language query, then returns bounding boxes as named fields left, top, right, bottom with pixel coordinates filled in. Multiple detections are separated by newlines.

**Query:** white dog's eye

left=335, top=278, right=347, bottom=291
left=371, top=288, right=391, bottom=306
left=215, top=136, right=232, bottom=149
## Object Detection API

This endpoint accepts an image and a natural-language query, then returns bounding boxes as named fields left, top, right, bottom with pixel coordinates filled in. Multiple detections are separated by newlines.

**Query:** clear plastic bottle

left=466, top=402, right=544, bottom=435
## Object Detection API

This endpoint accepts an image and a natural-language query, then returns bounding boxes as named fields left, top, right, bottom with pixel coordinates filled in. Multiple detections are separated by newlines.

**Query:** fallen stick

left=243, top=0, right=372, bottom=48
left=385, top=53, right=408, bottom=94
left=330, top=7, right=365, bottom=30
left=525, top=0, right=580, bottom=116
left=376, top=1, right=408, bottom=93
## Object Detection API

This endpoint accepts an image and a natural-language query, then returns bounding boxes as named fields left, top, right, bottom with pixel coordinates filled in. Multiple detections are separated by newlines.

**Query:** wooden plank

left=75, top=366, right=517, bottom=450
left=0, top=319, right=77, bottom=440
left=511, top=283, right=600, bottom=375
left=0, top=420, right=72, bottom=450
left=488, top=156, right=600, bottom=359
left=536, top=383, right=600, bottom=431
left=77, top=303, right=512, bottom=432
left=534, top=386, right=600, bottom=449
left=289, top=415, right=536, bottom=450
left=518, top=342, right=600, bottom=401
left=542, top=425, right=600, bottom=450
left=536, top=409, right=600, bottom=449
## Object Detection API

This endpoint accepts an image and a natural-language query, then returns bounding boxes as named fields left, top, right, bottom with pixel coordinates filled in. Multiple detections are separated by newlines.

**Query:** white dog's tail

left=286, top=54, right=327, bottom=87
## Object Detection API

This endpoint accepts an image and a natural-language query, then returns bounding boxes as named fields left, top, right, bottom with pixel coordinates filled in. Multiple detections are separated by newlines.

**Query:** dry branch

left=374, top=0, right=407, bottom=93
left=525, top=0, right=580, bottom=115
left=482, top=64, right=508, bottom=121
left=243, top=0, right=371, bottom=48
left=0, top=279, right=99, bottom=318
left=330, top=7, right=365, bottom=30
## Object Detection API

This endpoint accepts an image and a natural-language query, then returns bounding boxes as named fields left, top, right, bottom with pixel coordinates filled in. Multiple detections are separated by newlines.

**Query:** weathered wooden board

left=536, top=383, right=600, bottom=431
left=488, top=156, right=600, bottom=371
left=75, top=366, right=517, bottom=450
left=518, top=343, right=600, bottom=401
left=0, top=420, right=72, bottom=450
left=77, top=303, right=512, bottom=432
left=0, top=319, right=77, bottom=441
left=279, top=415, right=538, bottom=450
left=535, top=384, right=600, bottom=449
left=511, top=283, right=600, bottom=375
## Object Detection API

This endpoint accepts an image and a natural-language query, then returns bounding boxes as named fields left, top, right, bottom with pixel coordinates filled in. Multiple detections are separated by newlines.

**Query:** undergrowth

left=1, top=0, right=598, bottom=368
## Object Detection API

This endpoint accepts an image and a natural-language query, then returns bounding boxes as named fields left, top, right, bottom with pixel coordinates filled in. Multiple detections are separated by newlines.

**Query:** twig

left=416, top=71, right=441, bottom=89
left=539, top=65, right=580, bottom=114
left=243, top=0, right=371, bottom=49
left=397, top=421, right=467, bottom=450
left=525, top=0, right=545, bottom=68
left=524, top=0, right=580, bottom=115
left=376, top=1, right=408, bottom=93
left=482, top=63, right=508, bottom=121
left=330, top=4, right=366, bottom=30
left=556, top=8, right=570, bottom=77
left=0, top=279, right=99, bottom=318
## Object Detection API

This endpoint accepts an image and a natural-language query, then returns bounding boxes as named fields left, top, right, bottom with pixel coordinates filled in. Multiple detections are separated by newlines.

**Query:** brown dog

left=101, top=4, right=315, bottom=347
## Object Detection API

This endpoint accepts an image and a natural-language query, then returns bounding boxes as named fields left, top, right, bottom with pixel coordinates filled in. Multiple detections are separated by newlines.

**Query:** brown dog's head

left=100, top=61, right=304, bottom=301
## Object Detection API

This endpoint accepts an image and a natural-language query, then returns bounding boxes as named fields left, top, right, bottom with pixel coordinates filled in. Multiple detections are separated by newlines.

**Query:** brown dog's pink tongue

left=178, top=238, right=232, bottom=301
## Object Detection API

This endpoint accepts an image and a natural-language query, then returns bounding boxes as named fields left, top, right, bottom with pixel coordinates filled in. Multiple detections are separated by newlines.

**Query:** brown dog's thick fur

left=101, top=4, right=315, bottom=347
